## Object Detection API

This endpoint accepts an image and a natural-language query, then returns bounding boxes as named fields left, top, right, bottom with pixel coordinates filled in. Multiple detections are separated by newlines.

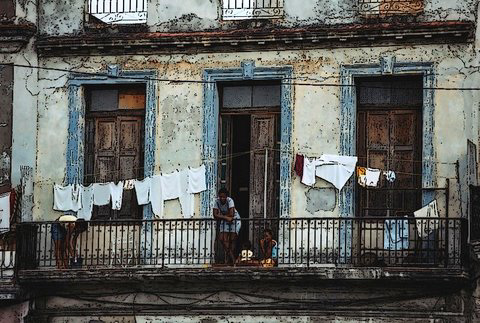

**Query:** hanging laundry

left=357, top=167, right=367, bottom=187
left=365, top=168, right=381, bottom=187
left=414, top=200, right=439, bottom=238
left=123, top=179, right=135, bottom=190
left=53, top=184, right=82, bottom=212
left=149, top=175, right=164, bottom=218
left=187, top=164, right=207, bottom=194
left=134, top=177, right=151, bottom=205
left=161, top=171, right=182, bottom=201
left=110, top=181, right=124, bottom=211
left=77, top=184, right=94, bottom=221
left=179, top=170, right=195, bottom=218
left=294, top=154, right=304, bottom=178
left=0, top=192, right=10, bottom=232
left=301, top=157, right=321, bottom=186
left=384, top=218, right=409, bottom=250
left=92, top=183, right=111, bottom=206
left=315, top=154, right=358, bottom=190
left=384, top=170, right=396, bottom=183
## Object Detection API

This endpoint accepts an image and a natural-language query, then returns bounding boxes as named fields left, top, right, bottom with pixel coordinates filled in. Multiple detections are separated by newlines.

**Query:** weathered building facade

left=2, top=0, right=480, bottom=322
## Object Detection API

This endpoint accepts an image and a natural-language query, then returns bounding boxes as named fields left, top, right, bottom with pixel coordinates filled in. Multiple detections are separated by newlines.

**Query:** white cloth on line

left=315, top=154, right=358, bottom=190
left=188, top=164, right=207, bottom=194
left=161, top=171, right=182, bottom=201
left=134, top=177, right=151, bottom=205
left=179, top=169, right=195, bottom=218
left=93, top=183, right=111, bottom=206
left=414, top=200, right=439, bottom=238
left=149, top=175, right=164, bottom=218
left=110, top=181, right=124, bottom=210
left=365, top=168, right=381, bottom=187
left=77, top=184, right=94, bottom=220
left=53, top=184, right=82, bottom=212
left=0, top=192, right=10, bottom=232
left=301, top=157, right=321, bottom=186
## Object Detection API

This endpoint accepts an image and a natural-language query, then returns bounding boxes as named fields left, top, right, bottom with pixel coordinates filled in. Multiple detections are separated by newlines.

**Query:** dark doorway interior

left=231, top=115, right=251, bottom=245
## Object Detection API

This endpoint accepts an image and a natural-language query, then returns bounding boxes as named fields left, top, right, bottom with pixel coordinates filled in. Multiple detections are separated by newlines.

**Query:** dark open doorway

left=216, top=81, right=281, bottom=262
left=230, top=115, right=251, bottom=245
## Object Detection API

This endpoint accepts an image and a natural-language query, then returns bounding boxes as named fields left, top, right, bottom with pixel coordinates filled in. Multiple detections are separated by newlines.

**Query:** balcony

left=222, top=0, right=284, bottom=20
left=357, top=0, right=424, bottom=17
left=13, top=216, right=467, bottom=283
left=87, top=0, right=147, bottom=24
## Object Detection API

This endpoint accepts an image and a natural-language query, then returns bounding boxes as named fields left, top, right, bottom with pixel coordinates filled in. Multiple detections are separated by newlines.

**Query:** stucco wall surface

left=37, top=0, right=478, bottom=36
left=33, top=43, right=479, bottom=221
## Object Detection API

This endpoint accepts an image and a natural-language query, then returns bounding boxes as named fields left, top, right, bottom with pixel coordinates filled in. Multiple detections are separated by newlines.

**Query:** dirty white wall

left=33, top=42, right=479, bottom=221
left=38, top=0, right=478, bottom=36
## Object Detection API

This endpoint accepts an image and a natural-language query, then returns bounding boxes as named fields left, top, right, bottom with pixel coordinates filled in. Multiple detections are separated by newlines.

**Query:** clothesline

left=33, top=147, right=459, bottom=185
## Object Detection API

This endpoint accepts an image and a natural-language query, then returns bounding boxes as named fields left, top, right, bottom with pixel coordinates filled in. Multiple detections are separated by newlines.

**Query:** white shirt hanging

left=179, top=169, right=194, bottom=218
left=93, top=183, right=111, bottom=206
left=134, top=177, right=151, bottom=205
left=77, top=184, right=94, bottom=220
left=161, top=171, right=182, bottom=201
left=53, top=184, right=82, bottom=212
left=110, top=181, right=124, bottom=211
left=187, top=164, right=207, bottom=194
left=149, top=175, right=164, bottom=218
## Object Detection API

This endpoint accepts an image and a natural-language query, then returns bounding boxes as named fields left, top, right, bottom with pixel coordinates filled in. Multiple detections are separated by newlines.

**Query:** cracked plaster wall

left=33, top=43, right=479, bottom=220
left=37, top=0, right=477, bottom=36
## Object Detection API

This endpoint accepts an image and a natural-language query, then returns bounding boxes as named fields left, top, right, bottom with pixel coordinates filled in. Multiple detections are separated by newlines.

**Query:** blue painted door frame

left=66, top=70, right=158, bottom=220
left=339, top=62, right=436, bottom=262
left=202, top=65, right=293, bottom=218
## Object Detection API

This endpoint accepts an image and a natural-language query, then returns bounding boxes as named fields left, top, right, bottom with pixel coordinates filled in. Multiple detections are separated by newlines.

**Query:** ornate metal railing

left=357, top=0, right=424, bottom=16
left=15, top=216, right=467, bottom=271
left=222, top=0, right=284, bottom=20
left=0, top=233, right=15, bottom=279
left=87, top=0, right=147, bottom=24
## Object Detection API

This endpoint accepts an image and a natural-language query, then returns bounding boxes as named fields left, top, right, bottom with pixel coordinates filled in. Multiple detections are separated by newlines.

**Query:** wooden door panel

left=357, top=108, right=421, bottom=217
left=367, top=112, right=389, bottom=148
left=96, top=119, right=116, bottom=153
left=249, top=115, right=276, bottom=220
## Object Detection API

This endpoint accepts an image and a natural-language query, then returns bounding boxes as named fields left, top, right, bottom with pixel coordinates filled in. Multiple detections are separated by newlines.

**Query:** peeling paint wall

left=32, top=42, right=480, bottom=220
left=37, top=0, right=478, bottom=36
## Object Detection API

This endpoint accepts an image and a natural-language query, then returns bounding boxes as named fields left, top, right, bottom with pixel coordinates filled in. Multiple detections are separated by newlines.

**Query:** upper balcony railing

left=357, top=0, right=424, bottom=17
left=87, top=0, right=147, bottom=24
left=14, top=216, right=467, bottom=272
left=222, top=0, right=284, bottom=20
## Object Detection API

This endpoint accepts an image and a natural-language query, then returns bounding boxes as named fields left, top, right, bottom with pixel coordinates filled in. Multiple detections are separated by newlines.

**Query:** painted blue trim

left=202, top=65, right=293, bottom=218
left=66, top=70, right=158, bottom=220
left=339, top=62, right=436, bottom=261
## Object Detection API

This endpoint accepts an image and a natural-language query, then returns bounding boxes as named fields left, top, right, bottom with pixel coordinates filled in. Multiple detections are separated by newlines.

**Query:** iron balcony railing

left=87, top=0, right=147, bottom=24
left=14, top=216, right=467, bottom=271
left=0, top=234, right=15, bottom=280
left=357, top=0, right=424, bottom=16
left=222, top=0, right=284, bottom=20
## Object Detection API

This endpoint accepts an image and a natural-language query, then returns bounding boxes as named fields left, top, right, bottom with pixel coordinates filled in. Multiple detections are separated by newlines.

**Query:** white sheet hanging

left=315, top=154, right=358, bottom=190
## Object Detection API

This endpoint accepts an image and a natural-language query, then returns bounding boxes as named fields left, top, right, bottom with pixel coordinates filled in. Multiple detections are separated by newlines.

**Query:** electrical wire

left=1, top=62, right=480, bottom=91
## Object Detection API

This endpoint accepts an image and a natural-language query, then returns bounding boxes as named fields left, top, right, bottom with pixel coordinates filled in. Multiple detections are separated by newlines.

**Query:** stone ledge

left=17, top=266, right=469, bottom=285
left=36, top=21, right=473, bottom=57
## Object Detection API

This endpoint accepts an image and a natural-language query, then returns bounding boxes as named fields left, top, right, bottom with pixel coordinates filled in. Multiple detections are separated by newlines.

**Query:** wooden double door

left=85, top=115, right=144, bottom=219
left=356, top=108, right=422, bottom=217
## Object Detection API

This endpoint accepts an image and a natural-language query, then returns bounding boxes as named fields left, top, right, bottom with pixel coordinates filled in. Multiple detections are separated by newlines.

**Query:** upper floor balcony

left=13, top=215, right=467, bottom=284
